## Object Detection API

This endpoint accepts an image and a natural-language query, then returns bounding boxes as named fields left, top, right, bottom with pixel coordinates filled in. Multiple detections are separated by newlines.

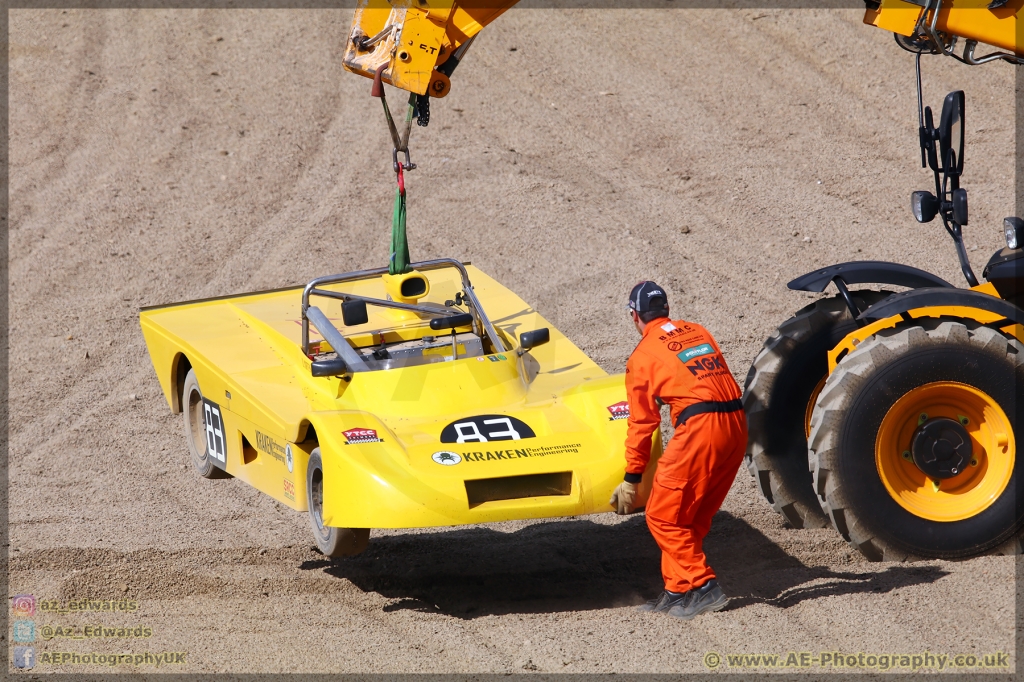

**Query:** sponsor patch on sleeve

left=677, top=343, right=715, bottom=362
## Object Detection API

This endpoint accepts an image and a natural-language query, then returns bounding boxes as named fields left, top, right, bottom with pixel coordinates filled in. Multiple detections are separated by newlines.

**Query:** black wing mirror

left=938, top=90, right=965, bottom=177
left=518, top=328, right=550, bottom=356
left=311, top=357, right=348, bottom=377
left=342, top=300, right=368, bottom=326
left=430, top=313, right=474, bottom=330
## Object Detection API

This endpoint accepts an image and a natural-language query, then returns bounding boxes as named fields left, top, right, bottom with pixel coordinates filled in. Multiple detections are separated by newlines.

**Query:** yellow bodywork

left=866, top=0, right=1021, bottom=58
left=140, top=263, right=661, bottom=529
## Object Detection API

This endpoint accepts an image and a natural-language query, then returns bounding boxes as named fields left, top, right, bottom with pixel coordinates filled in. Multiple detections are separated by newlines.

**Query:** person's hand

left=609, top=480, right=638, bottom=515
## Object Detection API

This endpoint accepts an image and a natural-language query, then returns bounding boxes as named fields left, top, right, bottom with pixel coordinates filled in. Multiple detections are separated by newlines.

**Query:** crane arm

left=866, top=0, right=1021, bottom=64
left=343, top=0, right=520, bottom=98
left=343, top=0, right=1019, bottom=102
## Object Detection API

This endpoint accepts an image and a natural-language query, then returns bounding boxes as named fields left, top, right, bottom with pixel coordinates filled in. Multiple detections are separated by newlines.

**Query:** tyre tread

left=809, top=320, right=1024, bottom=561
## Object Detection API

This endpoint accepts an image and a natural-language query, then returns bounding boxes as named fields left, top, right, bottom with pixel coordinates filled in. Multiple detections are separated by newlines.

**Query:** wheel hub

left=911, top=417, right=972, bottom=479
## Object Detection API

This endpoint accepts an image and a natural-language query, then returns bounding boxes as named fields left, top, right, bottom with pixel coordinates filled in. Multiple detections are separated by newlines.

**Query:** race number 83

left=203, top=399, right=227, bottom=464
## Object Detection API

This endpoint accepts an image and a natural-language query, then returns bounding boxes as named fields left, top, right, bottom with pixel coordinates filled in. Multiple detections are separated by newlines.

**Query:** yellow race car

left=140, top=259, right=661, bottom=556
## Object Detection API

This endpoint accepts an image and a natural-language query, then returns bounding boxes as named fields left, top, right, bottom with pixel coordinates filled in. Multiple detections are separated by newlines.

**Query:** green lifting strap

left=390, top=173, right=410, bottom=275
left=380, top=92, right=417, bottom=276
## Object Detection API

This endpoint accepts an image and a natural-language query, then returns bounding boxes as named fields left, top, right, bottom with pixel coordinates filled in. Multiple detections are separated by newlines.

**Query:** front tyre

left=810, top=321, right=1023, bottom=561
left=306, top=448, right=370, bottom=558
left=182, top=369, right=230, bottom=479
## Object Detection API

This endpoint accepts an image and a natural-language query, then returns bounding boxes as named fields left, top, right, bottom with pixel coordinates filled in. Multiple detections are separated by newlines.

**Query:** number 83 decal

left=203, top=398, right=227, bottom=465
left=439, top=415, right=537, bottom=444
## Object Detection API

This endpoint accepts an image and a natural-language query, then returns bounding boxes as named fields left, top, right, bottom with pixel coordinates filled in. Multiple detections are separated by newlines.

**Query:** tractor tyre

left=810, top=320, right=1023, bottom=561
left=182, top=369, right=231, bottom=479
left=743, top=290, right=892, bottom=528
left=306, top=448, right=370, bottom=558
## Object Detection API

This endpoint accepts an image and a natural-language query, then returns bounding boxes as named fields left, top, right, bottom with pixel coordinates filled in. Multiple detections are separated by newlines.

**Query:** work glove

left=609, top=480, right=638, bottom=515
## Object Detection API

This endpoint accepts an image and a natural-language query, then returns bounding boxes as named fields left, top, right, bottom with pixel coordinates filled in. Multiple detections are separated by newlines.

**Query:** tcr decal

left=440, top=415, right=536, bottom=444
left=342, top=428, right=384, bottom=445
left=607, top=401, right=629, bottom=421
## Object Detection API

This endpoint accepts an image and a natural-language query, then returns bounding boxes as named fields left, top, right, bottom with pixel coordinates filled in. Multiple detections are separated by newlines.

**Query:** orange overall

left=625, top=318, right=748, bottom=593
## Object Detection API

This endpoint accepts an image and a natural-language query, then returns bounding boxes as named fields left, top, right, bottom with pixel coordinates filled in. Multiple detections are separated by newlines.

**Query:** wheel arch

left=299, top=421, right=319, bottom=446
left=858, top=288, right=1024, bottom=326
left=788, top=261, right=955, bottom=293
left=827, top=290, right=1024, bottom=374
left=171, top=352, right=193, bottom=414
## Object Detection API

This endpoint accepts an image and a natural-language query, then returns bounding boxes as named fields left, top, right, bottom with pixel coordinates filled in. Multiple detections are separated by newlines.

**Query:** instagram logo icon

left=11, top=595, right=36, bottom=617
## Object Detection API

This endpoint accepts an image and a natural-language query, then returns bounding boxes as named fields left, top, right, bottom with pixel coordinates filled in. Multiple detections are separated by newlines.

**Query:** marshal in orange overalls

left=625, top=317, right=748, bottom=593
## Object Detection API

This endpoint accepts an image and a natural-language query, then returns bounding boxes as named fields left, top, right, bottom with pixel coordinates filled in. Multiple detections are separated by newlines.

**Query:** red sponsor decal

left=342, top=428, right=384, bottom=445
left=283, top=479, right=295, bottom=500
left=607, top=401, right=629, bottom=421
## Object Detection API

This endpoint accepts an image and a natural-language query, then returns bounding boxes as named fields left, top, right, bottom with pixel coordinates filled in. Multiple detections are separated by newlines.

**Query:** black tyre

left=306, top=448, right=370, bottom=558
left=743, top=291, right=892, bottom=528
left=182, top=369, right=231, bottom=479
left=810, top=320, right=1024, bottom=561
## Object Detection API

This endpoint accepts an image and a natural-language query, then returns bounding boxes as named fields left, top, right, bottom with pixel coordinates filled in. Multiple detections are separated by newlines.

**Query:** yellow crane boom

left=868, top=0, right=1021, bottom=65
left=343, top=0, right=518, bottom=98
left=343, top=0, right=1020, bottom=102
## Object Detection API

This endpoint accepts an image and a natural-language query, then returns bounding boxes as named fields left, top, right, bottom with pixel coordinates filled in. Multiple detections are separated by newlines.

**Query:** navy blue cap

left=628, top=281, right=668, bottom=314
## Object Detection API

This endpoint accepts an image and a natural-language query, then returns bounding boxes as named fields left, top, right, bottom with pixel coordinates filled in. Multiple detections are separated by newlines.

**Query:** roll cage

left=300, top=258, right=507, bottom=374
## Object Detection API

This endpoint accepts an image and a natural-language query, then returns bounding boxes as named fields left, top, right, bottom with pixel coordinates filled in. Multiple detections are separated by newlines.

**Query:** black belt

left=675, top=399, right=744, bottom=427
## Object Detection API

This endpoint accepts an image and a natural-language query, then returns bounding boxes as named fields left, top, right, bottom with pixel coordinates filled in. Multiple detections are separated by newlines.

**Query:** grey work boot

left=668, top=579, right=729, bottom=620
left=637, top=590, right=688, bottom=613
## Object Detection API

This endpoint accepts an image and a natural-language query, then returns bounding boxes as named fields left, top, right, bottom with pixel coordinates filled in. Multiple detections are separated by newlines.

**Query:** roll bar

left=300, top=258, right=507, bottom=360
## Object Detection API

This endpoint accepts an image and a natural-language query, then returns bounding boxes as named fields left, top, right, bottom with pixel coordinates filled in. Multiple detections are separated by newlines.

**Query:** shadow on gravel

left=303, top=516, right=662, bottom=618
left=708, top=512, right=951, bottom=611
left=298, top=511, right=950, bottom=618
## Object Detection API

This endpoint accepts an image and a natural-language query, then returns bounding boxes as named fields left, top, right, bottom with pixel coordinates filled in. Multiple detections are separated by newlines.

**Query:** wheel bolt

left=958, top=415, right=970, bottom=426
left=902, top=451, right=912, bottom=460
left=918, top=413, right=929, bottom=425
left=970, top=458, right=978, bottom=467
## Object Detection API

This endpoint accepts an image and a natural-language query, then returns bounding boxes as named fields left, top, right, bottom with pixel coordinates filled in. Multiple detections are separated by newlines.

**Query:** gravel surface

left=9, top=7, right=1018, bottom=674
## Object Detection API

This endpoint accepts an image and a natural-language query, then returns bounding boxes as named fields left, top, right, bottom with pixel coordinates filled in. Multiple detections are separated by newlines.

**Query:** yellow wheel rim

left=876, top=381, right=1015, bottom=522
left=805, top=375, right=828, bottom=439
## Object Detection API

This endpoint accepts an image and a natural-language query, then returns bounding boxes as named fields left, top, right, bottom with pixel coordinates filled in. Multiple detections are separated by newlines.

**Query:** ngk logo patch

left=342, top=428, right=384, bottom=445
left=607, top=401, right=630, bottom=421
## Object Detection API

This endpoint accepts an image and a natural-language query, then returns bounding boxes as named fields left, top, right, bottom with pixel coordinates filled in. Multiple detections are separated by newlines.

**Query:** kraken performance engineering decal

left=440, top=415, right=536, bottom=444
left=255, top=431, right=288, bottom=467
left=449, top=442, right=582, bottom=463
left=343, top=428, right=384, bottom=445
